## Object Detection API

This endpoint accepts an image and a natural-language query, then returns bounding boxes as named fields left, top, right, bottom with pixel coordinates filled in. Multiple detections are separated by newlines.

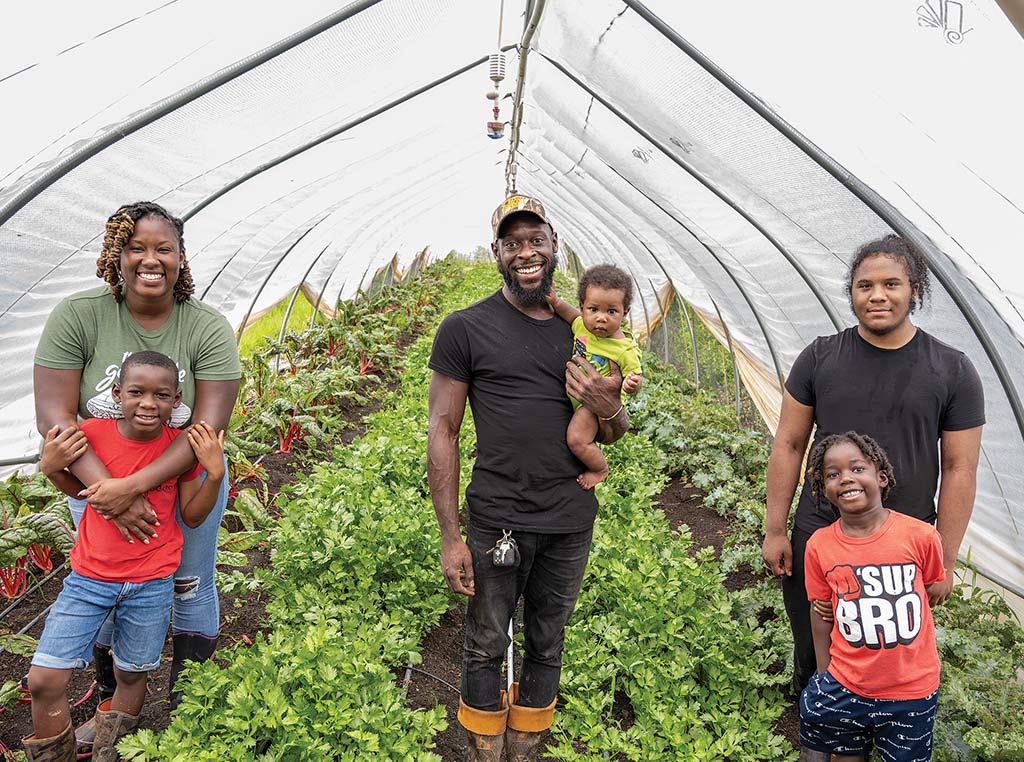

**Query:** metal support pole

left=623, top=179, right=785, bottom=388
left=0, top=0, right=388, bottom=227
left=710, top=299, right=742, bottom=422
left=679, top=298, right=700, bottom=390
left=505, top=0, right=547, bottom=196
left=234, top=224, right=322, bottom=346
left=183, top=47, right=515, bottom=222
left=275, top=243, right=332, bottom=373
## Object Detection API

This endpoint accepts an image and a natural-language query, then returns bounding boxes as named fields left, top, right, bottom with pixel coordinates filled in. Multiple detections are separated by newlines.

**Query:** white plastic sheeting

left=2, top=1, right=1022, bottom=596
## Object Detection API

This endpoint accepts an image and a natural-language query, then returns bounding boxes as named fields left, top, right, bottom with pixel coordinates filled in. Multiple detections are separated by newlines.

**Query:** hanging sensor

left=486, top=52, right=507, bottom=138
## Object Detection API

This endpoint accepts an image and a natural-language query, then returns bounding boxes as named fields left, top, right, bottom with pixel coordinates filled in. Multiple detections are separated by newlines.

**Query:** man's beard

left=498, top=255, right=558, bottom=307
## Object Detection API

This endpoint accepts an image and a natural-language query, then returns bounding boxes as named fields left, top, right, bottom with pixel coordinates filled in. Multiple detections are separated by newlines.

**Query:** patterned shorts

left=800, top=671, right=938, bottom=761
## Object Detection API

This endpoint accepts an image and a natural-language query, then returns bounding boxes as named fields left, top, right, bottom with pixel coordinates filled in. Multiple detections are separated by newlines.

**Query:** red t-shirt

left=71, top=418, right=201, bottom=583
left=805, top=510, right=945, bottom=700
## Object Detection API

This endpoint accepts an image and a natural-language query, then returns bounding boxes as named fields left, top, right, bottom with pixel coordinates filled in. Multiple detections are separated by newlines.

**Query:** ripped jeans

left=67, top=459, right=227, bottom=641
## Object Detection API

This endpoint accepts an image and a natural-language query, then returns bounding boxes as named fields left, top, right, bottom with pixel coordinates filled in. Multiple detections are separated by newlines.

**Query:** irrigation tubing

left=0, top=565, right=63, bottom=623
left=0, top=603, right=54, bottom=658
left=403, top=665, right=461, bottom=696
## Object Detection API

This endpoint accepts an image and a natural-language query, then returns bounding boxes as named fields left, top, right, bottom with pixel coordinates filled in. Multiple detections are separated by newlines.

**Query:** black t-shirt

left=428, top=290, right=598, bottom=532
left=786, top=327, right=985, bottom=533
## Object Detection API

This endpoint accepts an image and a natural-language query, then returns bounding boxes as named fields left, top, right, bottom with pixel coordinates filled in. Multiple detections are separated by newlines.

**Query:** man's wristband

left=598, top=404, right=624, bottom=422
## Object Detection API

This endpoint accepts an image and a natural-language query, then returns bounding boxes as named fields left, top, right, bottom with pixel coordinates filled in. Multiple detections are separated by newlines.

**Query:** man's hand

left=927, top=574, right=955, bottom=607
left=39, top=425, right=88, bottom=476
left=566, top=355, right=621, bottom=419
left=762, top=531, right=793, bottom=577
left=622, top=372, right=642, bottom=395
left=441, top=538, right=475, bottom=597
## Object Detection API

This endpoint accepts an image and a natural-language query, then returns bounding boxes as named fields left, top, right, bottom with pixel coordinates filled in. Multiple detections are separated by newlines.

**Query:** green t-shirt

left=570, top=316, right=643, bottom=406
left=34, top=286, right=241, bottom=428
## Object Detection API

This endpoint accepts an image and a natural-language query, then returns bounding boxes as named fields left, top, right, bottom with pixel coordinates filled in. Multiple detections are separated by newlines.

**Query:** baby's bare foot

left=577, top=469, right=609, bottom=490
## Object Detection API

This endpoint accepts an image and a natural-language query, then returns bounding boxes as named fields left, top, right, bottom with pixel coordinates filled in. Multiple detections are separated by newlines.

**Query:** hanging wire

left=504, top=0, right=547, bottom=196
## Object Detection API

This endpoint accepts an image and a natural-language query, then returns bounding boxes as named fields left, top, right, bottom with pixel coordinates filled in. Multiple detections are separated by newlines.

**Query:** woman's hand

left=79, top=476, right=144, bottom=517
left=79, top=477, right=159, bottom=543
left=39, top=425, right=88, bottom=477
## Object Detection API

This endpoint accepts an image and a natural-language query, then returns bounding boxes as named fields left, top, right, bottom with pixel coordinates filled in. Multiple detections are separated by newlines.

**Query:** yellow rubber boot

left=457, top=690, right=508, bottom=762
left=506, top=682, right=556, bottom=762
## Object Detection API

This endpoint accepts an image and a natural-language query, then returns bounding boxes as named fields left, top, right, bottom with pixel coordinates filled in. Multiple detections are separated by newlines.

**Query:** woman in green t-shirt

left=33, top=202, right=241, bottom=743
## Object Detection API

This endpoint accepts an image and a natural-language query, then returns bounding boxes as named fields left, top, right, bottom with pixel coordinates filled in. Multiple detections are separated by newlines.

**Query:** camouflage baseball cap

left=491, top=194, right=552, bottom=239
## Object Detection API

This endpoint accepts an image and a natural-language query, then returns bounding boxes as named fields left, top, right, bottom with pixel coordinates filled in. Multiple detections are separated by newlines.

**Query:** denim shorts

left=800, top=670, right=938, bottom=761
left=32, top=571, right=173, bottom=673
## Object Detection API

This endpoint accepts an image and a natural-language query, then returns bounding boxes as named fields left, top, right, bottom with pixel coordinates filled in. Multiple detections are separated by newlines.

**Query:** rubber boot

left=91, top=699, right=139, bottom=762
left=168, top=633, right=217, bottom=710
left=506, top=682, right=556, bottom=762
left=458, top=690, right=508, bottom=762
left=22, top=720, right=76, bottom=762
left=76, top=644, right=117, bottom=757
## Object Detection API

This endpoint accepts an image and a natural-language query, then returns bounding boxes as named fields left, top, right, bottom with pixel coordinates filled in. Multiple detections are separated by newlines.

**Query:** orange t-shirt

left=804, top=510, right=945, bottom=700
left=72, top=418, right=201, bottom=583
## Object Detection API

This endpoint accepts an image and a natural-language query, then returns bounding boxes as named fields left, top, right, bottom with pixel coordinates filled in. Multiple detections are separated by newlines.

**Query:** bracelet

left=598, top=404, right=624, bottom=422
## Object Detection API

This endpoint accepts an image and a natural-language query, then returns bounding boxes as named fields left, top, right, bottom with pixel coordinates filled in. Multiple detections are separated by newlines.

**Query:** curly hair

left=807, top=431, right=896, bottom=503
left=577, top=263, right=633, bottom=312
left=96, top=201, right=194, bottom=303
left=845, top=234, right=931, bottom=314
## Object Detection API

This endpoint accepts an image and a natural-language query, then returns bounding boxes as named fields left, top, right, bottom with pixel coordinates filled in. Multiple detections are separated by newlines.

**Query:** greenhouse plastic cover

left=2, top=1, right=1022, bottom=599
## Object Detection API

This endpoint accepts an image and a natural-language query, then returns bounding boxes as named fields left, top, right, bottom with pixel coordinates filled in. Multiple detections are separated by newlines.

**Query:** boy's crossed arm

left=178, top=421, right=226, bottom=528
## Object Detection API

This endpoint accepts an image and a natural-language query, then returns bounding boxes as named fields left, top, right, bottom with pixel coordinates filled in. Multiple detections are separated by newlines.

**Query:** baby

left=547, top=264, right=642, bottom=488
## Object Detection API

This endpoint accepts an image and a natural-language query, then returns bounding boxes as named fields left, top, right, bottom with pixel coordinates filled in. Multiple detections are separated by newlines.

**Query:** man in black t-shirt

left=762, top=234, right=985, bottom=700
left=427, top=195, right=629, bottom=760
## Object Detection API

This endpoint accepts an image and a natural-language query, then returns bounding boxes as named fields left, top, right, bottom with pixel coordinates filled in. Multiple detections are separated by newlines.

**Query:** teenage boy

left=762, top=234, right=985, bottom=705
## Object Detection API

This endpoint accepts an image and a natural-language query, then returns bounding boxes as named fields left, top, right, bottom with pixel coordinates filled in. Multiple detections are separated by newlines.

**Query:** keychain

left=489, top=529, right=520, bottom=568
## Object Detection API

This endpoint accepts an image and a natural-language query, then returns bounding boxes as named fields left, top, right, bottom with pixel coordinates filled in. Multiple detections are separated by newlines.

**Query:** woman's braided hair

left=807, top=431, right=896, bottom=503
left=845, top=234, right=931, bottom=314
left=96, top=201, right=194, bottom=303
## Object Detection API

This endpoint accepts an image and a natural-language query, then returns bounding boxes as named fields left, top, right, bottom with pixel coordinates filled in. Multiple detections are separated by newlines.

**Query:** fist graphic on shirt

left=825, top=564, right=862, bottom=601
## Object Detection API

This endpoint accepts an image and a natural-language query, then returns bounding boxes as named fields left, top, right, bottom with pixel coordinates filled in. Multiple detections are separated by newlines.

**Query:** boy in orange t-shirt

left=801, top=431, right=945, bottom=762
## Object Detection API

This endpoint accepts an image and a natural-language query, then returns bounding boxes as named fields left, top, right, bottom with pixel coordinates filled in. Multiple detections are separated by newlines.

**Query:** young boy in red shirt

left=23, top=351, right=224, bottom=761
left=801, top=431, right=945, bottom=762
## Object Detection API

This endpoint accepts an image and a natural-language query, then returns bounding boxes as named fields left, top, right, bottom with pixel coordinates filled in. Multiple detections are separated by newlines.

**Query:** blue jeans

left=33, top=571, right=173, bottom=672
left=462, top=524, right=593, bottom=711
left=67, top=457, right=227, bottom=640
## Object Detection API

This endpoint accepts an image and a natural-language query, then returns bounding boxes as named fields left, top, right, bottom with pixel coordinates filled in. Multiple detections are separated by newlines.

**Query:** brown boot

left=22, top=720, right=75, bottom=762
left=91, top=699, right=140, bottom=762
left=76, top=644, right=118, bottom=758
left=506, top=682, right=556, bottom=762
left=458, top=690, right=508, bottom=762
